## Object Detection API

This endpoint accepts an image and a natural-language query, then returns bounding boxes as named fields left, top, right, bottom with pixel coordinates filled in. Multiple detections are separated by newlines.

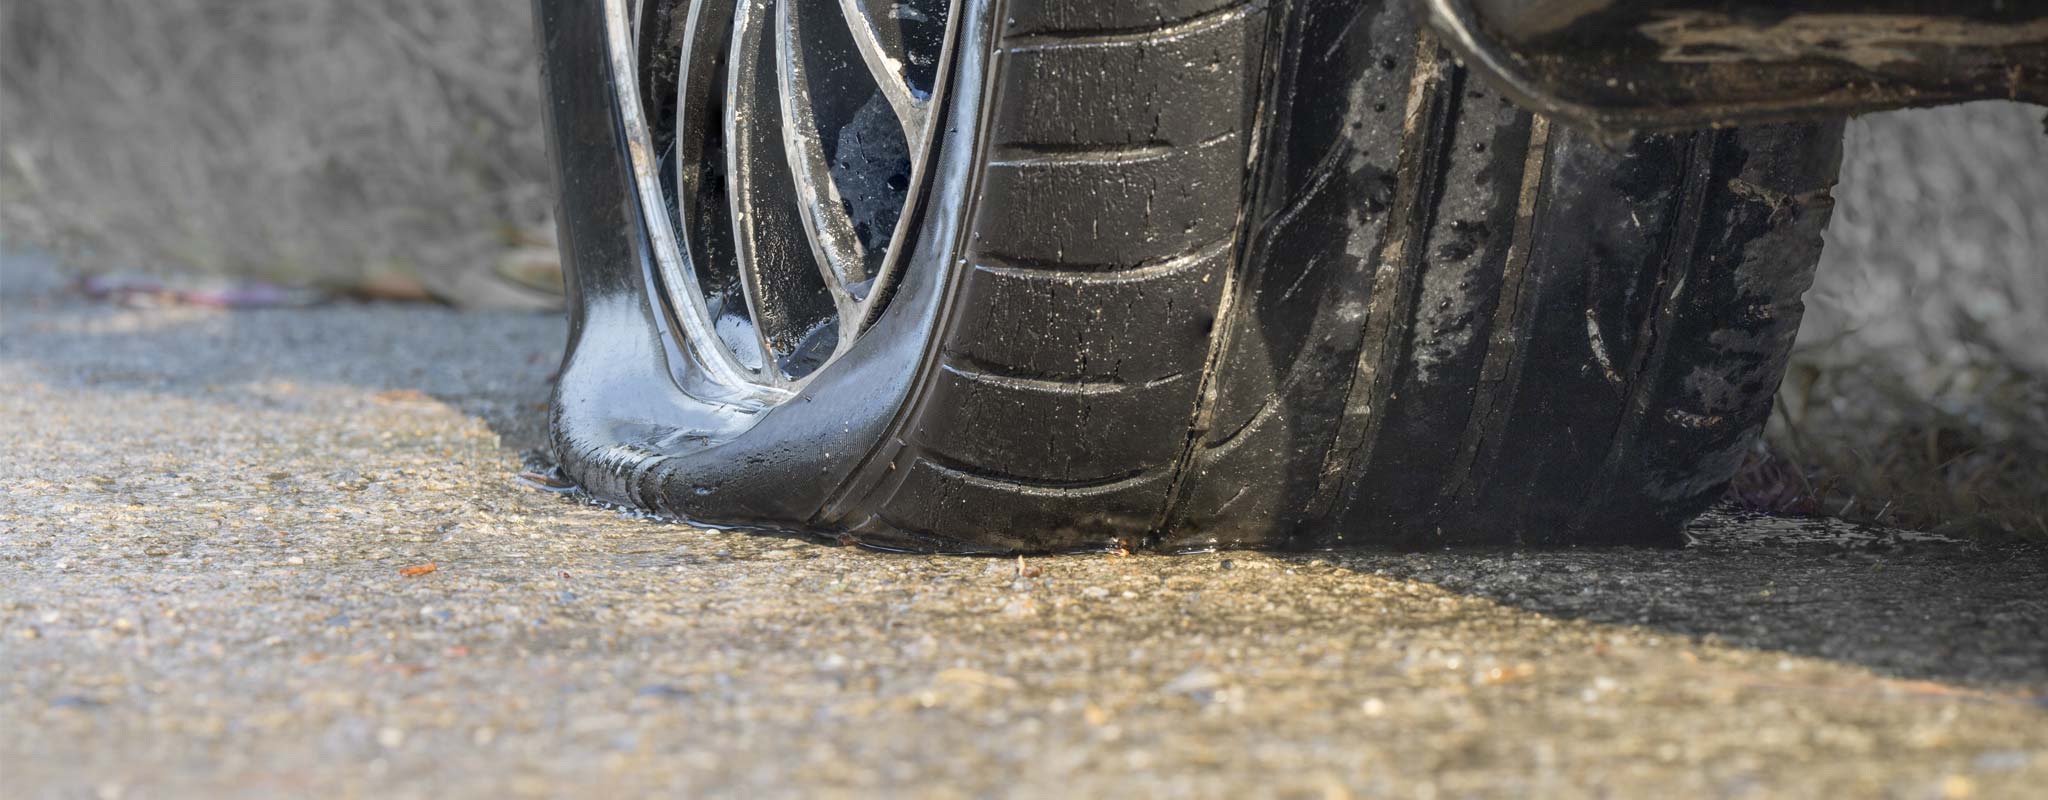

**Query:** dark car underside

left=1425, top=0, right=2047, bottom=137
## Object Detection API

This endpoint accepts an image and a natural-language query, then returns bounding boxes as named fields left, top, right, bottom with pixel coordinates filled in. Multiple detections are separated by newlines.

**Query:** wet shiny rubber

left=535, top=0, right=1843, bottom=552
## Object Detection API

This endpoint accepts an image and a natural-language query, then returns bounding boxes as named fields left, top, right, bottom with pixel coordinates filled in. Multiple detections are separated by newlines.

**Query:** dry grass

left=1741, top=102, right=2048, bottom=541
left=0, top=0, right=555, bottom=306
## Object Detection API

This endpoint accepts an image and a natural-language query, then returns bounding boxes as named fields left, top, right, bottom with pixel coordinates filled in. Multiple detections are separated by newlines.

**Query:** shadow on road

left=1280, top=522, right=2048, bottom=689
left=1, top=247, right=562, bottom=453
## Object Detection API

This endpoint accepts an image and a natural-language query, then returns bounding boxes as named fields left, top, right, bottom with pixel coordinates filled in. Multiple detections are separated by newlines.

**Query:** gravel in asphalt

left=4, top=251, right=2046, bottom=798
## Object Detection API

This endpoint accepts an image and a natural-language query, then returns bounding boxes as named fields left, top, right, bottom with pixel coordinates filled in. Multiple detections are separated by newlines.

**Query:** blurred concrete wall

left=0, top=0, right=556, bottom=307
left=1790, top=102, right=2048, bottom=447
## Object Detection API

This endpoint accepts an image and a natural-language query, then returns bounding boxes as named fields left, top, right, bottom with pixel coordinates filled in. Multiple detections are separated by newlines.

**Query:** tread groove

left=989, top=132, right=1235, bottom=167
left=1002, top=1, right=1254, bottom=51
left=974, top=233, right=1234, bottom=275
left=1445, top=115, right=1551, bottom=503
left=1309, top=35, right=1460, bottom=519
left=920, top=452, right=1159, bottom=495
left=940, top=356, right=1188, bottom=394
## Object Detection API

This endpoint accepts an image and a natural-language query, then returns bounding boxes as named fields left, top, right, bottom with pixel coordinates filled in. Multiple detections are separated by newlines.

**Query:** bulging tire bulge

left=536, top=0, right=1844, bottom=552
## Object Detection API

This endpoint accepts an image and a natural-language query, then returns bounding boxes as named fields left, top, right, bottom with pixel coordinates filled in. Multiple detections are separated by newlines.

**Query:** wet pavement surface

left=5, top=253, right=2046, bottom=798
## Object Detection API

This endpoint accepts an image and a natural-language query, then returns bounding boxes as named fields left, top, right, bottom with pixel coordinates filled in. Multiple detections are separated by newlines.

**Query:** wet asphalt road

left=4, top=252, right=2046, bottom=798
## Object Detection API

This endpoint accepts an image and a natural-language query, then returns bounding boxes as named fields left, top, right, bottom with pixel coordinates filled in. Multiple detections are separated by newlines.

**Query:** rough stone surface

left=4, top=251, right=2046, bottom=798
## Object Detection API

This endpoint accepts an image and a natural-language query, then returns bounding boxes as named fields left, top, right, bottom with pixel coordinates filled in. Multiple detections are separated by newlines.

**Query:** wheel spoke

left=727, top=0, right=842, bottom=379
left=604, top=0, right=770, bottom=387
left=840, top=0, right=956, bottom=331
left=833, top=0, right=935, bottom=150
left=672, top=0, right=771, bottom=373
left=777, top=0, right=871, bottom=346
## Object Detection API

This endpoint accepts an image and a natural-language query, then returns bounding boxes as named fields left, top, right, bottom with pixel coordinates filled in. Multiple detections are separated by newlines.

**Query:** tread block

left=994, top=3, right=1258, bottom=148
left=973, top=132, right=1242, bottom=267
left=949, top=239, right=1230, bottom=383
left=917, top=359, right=1197, bottom=483
left=876, top=457, right=1169, bottom=552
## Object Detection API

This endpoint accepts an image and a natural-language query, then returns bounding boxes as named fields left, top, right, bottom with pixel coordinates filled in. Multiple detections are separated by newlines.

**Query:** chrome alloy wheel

left=607, top=0, right=959, bottom=402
